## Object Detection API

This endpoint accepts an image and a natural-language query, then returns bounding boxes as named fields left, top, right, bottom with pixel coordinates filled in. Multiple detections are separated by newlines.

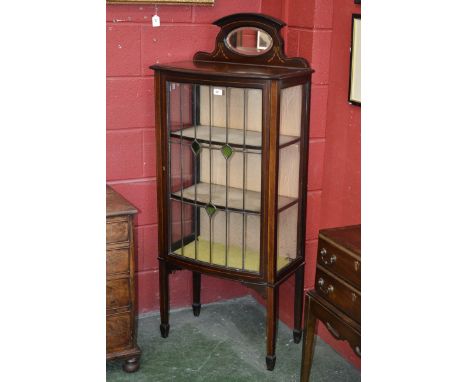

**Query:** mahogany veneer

left=106, top=185, right=141, bottom=373
left=300, top=225, right=361, bottom=381
left=151, top=13, right=313, bottom=371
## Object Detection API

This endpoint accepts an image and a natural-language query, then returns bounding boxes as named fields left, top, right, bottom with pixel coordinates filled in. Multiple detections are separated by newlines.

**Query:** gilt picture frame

left=106, top=0, right=214, bottom=5
left=348, top=14, right=361, bottom=106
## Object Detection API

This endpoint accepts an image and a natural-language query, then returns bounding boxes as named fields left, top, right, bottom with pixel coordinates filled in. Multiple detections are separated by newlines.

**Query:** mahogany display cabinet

left=151, top=13, right=313, bottom=371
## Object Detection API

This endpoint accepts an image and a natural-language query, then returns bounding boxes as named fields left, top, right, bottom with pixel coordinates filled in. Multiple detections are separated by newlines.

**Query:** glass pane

left=167, top=81, right=262, bottom=274
left=198, top=146, right=262, bottom=212
left=174, top=86, right=263, bottom=148
left=277, top=85, right=303, bottom=271
left=277, top=204, right=298, bottom=270
left=170, top=199, right=195, bottom=255
left=173, top=207, right=260, bottom=273
left=168, top=82, right=197, bottom=256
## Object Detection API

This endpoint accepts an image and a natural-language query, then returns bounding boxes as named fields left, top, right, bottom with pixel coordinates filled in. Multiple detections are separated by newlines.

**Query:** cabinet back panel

left=280, top=85, right=302, bottom=137
left=199, top=86, right=262, bottom=132
left=200, top=147, right=262, bottom=192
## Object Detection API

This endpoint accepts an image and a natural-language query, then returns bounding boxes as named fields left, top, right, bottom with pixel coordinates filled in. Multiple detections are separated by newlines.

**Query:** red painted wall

left=320, top=2, right=361, bottom=230
left=107, top=0, right=360, bottom=369
left=106, top=0, right=264, bottom=314
left=261, top=0, right=361, bottom=368
left=314, top=0, right=361, bottom=368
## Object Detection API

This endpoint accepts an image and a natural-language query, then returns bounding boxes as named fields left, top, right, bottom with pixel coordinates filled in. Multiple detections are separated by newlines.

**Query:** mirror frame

left=194, top=13, right=309, bottom=69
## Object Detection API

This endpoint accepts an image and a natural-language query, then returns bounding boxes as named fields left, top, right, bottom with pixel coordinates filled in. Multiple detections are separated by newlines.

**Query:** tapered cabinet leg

left=192, top=271, right=201, bottom=317
left=294, top=265, right=305, bottom=343
left=265, top=285, right=279, bottom=371
left=159, top=259, right=170, bottom=338
left=300, top=296, right=317, bottom=382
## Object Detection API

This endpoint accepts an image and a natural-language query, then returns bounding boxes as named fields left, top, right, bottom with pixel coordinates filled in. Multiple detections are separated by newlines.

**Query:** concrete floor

left=107, top=295, right=360, bottom=381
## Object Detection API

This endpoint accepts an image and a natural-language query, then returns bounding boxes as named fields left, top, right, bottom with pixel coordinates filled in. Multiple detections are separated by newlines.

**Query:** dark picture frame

left=348, top=14, right=361, bottom=106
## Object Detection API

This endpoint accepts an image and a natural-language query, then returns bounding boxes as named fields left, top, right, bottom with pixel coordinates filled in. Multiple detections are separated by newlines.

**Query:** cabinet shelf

left=171, top=182, right=297, bottom=214
left=171, top=125, right=300, bottom=150
left=172, top=238, right=291, bottom=273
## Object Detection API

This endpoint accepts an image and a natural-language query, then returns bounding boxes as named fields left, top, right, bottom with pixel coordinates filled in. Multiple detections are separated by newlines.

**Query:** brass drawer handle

left=355, top=346, right=361, bottom=357
left=317, top=278, right=334, bottom=294
left=320, top=248, right=337, bottom=265
left=354, top=260, right=360, bottom=272
left=325, top=321, right=341, bottom=339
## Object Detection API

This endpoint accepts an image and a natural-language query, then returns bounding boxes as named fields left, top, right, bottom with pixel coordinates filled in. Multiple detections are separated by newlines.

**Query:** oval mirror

left=225, top=27, right=273, bottom=56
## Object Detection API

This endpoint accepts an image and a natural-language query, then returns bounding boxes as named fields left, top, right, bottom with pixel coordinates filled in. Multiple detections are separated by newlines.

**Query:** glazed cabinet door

left=166, top=82, right=265, bottom=274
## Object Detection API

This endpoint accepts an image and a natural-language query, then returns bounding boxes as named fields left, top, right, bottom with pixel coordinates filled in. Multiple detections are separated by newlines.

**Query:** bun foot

left=266, top=355, right=276, bottom=371
left=160, top=323, right=170, bottom=338
left=123, top=357, right=140, bottom=373
left=192, top=303, right=201, bottom=317
left=293, top=329, right=302, bottom=343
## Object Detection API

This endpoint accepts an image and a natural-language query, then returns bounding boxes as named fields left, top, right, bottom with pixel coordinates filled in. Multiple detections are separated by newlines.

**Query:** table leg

left=300, top=295, right=317, bottom=382
left=192, top=271, right=201, bottom=316
left=159, top=259, right=170, bottom=338
left=294, top=265, right=305, bottom=343
left=265, top=285, right=278, bottom=371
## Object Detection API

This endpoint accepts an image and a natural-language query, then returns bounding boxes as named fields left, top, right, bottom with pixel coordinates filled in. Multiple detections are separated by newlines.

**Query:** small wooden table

left=300, top=225, right=361, bottom=381
left=106, top=186, right=141, bottom=372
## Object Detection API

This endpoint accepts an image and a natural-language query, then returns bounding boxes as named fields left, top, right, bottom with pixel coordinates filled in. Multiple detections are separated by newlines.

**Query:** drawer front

left=107, top=312, right=132, bottom=353
left=106, top=247, right=129, bottom=275
left=106, top=218, right=129, bottom=244
left=317, top=238, right=361, bottom=289
left=315, top=267, right=360, bottom=323
left=106, top=278, right=131, bottom=310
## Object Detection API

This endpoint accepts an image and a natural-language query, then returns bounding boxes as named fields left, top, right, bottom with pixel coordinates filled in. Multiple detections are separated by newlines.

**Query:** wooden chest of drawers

left=106, top=186, right=141, bottom=372
left=300, top=225, right=361, bottom=381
